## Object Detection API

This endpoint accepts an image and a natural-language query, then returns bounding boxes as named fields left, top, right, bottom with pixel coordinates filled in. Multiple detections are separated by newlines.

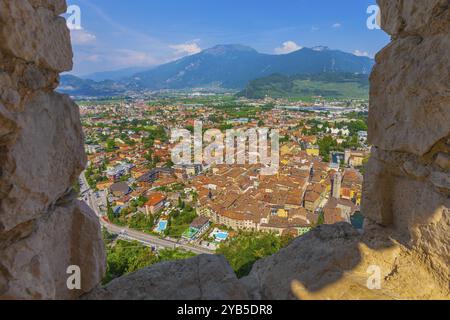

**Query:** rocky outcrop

left=241, top=223, right=447, bottom=300
left=1, top=200, right=105, bottom=299
left=1, top=92, right=86, bottom=232
left=0, top=0, right=105, bottom=299
left=0, top=0, right=72, bottom=72
left=87, top=221, right=448, bottom=300
left=378, top=0, right=450, bottom=38
left=362, top=0, right=450, bottom=290
left=85, top=255, right=248, bottom=300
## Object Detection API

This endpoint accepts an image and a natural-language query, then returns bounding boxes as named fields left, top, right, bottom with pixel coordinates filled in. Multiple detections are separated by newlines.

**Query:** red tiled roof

left=324, top=208, right=344, bottom=224
left=145, top=192, right=166, bottom=207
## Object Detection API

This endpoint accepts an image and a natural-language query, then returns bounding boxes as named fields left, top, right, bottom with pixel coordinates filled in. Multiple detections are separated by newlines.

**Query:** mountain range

left=81, top=66, right=154, bottom=82
left=59, top=44, right=374, bottom=97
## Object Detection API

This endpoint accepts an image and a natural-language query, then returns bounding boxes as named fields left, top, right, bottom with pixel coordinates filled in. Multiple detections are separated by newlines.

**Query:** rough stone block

left=84, top=255, right=249, bottom=300
left=0, top=92, right=86, bottom=233
left=0, top=200, right=106, bottom=299
left=0, top=0, right=73, bottom=72
left=378, top=0, right=450, bottom=37
left=369, top=33, right=450, bottom=155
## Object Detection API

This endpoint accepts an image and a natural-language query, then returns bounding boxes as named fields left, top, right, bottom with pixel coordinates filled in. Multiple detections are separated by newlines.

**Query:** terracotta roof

left=153, top=177, right=178, bottom=187
left=145, top=192, right=166, bottom=207
left=190, top=216, right=210, bottom=229
left=304, top=191, right=320, bottom=203
left=289, top=207, right=308, bottom=220
left=324, top=197, right=358, bottom=215
left=324, top=208, right=344, bottom=224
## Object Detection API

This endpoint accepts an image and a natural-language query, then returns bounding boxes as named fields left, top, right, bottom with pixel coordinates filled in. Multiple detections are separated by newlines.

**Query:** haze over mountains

left=81, top=67, right=154, bottom=82
left=59, top=44, right=374, bottom=97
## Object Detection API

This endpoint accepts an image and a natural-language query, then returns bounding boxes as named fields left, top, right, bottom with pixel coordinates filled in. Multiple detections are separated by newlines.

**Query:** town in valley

left=77, top=93, right=371, bottom=281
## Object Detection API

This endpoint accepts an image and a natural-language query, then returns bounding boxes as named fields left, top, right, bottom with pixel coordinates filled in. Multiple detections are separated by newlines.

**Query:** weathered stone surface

left=402, top=160, right=430, bottom=180
left=430, top=172, right=450, bottom=194
left=0, top=200, right=106, bottom=299
left=0, top=0, right=73, bottom=72
left=379, top=0, right=450, bottom=37
left=0, top=72, right=21, bottom=109
left=361, top=0, right=450, bottom=298
left=361, top=155, right=394, bottom=226
left=435, top=153, right=450, bottom=170
left=0, top=92, right=86, bottom=233
left=363, top=153, right=449, bottom=286
left=369, top=33, right=450, bottom=156
left=0, top=103, right=18, bottom=144
left=387, top=175, right=450, bottom=284
left=84, top=255, right=248, bottom=300
left=0, top=0, right=104, bottom=301
left=241, top=223, right=448, bottom=300
left=410, top=207, right=450, bottom=291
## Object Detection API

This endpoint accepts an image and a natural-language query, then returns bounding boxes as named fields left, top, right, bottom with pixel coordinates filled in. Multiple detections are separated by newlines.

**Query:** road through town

left=79, top=173, right=214, bottom=255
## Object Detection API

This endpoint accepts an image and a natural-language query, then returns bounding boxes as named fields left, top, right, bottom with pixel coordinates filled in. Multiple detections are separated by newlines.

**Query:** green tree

left=158, top=248, right=196, bottom=262
left=317, top=135, right=340, bottom=162
left=166, top=206, right=197, bottom=238
left=105, top=139, right=117, bottom=152
left=103, top=240, right=159, bottom=284
left=217, top=232, right=282, bottom=278
left=103, top=241, right=196, bottom=285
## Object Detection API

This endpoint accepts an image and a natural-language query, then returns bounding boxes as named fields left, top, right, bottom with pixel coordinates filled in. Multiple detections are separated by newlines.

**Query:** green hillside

left=238, top=73, right=369, bottom=100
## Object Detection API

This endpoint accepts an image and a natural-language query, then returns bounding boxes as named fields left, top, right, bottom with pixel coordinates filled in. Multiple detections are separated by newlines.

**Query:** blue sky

left=67, top=0, right=389, bottom=76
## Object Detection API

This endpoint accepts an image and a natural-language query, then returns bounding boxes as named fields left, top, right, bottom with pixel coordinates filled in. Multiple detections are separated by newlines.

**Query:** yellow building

left=341, top=188, right=362, bottom=205
left=276, top=208, right=288, bottom=219
left=349, top=155, right=365, bottom=167
left=96, top=181, right=113, bottom=191
left=306, top=145, right=320, bottom=157
left=280, top=145, right=291, bottom=156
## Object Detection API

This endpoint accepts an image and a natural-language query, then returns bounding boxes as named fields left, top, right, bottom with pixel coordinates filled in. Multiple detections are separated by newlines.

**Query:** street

left=101, top=221, right=213, bottom=255
left=79, top=172, right=214, bottom=255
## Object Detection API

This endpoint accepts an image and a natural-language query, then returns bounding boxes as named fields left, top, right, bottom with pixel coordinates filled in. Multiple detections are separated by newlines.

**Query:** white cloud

left=170, top=41, right=202, bottom=57
left=70, top=29, right=96, bottom=45
left=74, top=49, right=159, bottom=73
left=332, top=23, right=342, bottom=28
left=275, top=41, right=303, bottom=54
left=353, top=50, right=371, bottom=57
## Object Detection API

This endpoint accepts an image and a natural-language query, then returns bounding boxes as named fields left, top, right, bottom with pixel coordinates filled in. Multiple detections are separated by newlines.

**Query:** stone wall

left=0, top=0, right=448, bottom=300
left=87, top=0, right=449, bottom=300
left=86, top=0, right=450, bottom=300
left=0, top=0, right=105, bottom=299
